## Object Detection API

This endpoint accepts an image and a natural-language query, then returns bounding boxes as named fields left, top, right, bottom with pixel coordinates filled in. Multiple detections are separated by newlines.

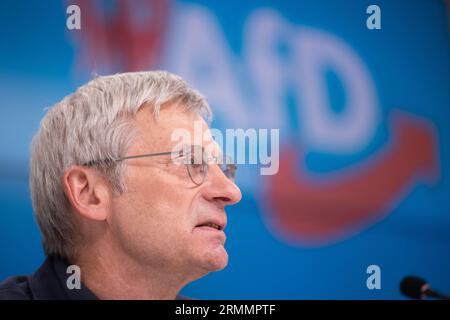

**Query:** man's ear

left=61, top=165, right=112, bottom=221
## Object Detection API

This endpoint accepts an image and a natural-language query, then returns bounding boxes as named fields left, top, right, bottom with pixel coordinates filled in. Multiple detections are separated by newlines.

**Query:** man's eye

left=189, top=152, right=204, bottom=164
left=190, top=161, right=207, bottom=173
left=190, top=157, right=201, bottom=165
left=190, top=162, right=203, bottom=169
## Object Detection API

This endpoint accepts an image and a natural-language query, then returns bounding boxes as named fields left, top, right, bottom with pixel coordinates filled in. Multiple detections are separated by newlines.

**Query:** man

left=0, top=71, right=242, bottom=299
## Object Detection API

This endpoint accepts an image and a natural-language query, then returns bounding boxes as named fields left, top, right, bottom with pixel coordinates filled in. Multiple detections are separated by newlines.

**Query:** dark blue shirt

left=0, top=254, right=98, bottom=299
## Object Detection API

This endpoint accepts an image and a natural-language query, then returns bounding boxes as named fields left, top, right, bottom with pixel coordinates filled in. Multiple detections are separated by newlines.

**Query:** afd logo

left=71, top=2, right=440, bottom=246
left=163, top=5, right=440, bottom=246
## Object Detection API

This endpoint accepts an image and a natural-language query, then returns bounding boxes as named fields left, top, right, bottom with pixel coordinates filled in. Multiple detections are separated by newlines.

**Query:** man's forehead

left=133, top=103, right=218, bottom=153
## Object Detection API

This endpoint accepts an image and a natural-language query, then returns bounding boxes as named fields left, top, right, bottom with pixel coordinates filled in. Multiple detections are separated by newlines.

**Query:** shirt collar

left=29, top=254, right=191, bottom=300
left=29, top=254, right=98, bottom=300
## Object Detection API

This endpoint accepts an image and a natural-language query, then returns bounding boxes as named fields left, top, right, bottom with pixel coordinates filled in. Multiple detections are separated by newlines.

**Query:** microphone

left=400, top=276, right=450, bottom=300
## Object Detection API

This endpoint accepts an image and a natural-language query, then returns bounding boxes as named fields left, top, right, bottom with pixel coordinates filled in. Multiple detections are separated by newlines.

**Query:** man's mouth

left=195, top=215, right=227, bottom=233
left=194, top=220, right=227, bottom=243
left=196, top=222, right=222, bottom=231
left=196, top=222, right=224, bottom=231
left=200, top=223, right=222, bottom=231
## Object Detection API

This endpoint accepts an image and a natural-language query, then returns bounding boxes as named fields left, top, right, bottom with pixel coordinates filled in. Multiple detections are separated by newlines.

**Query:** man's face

left=109, top=103, right=242, bottom=280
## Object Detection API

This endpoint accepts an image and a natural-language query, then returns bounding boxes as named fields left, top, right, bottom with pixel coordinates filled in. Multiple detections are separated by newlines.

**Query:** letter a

left=66, top=265, right=81, bottom=290
left=366, top=265, right=381, bottom=290
left=66, top=4, right=81, bottom=30
left=366, top=5, right=381, bottom=30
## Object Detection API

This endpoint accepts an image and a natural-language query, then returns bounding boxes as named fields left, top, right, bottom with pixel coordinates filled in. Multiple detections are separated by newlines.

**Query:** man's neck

left=72, top=242, right=190, bottom=300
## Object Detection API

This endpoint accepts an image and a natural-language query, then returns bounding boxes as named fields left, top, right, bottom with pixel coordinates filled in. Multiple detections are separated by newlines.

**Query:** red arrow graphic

left=266, top=111, right=439, bottom=246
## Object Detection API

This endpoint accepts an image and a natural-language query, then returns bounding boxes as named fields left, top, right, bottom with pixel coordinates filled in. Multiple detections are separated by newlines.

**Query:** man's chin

left=201, top=246, right=229, bottom=272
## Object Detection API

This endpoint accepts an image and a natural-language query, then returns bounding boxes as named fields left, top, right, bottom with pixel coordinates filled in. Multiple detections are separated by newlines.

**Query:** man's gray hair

left=30, top=71, right=212, bottom=258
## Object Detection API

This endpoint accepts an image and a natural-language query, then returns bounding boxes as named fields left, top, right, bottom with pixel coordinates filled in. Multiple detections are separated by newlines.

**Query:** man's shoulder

left=0, top=275, right=33, bottom=300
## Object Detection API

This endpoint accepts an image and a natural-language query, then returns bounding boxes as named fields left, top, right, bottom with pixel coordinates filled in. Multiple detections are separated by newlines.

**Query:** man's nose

left=202, top=164, right=242, bottom=206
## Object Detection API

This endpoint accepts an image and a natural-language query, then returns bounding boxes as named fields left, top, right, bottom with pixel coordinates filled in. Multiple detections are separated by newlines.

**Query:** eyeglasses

left=83, top=144, right=237, bottom=186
